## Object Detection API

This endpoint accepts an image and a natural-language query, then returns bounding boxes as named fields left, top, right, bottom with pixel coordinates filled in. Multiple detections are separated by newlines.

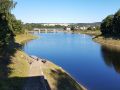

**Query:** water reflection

left=101, top=45, right=120, bottom=73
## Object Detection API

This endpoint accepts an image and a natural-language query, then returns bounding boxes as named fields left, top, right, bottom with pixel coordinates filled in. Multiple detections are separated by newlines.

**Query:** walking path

left=23, top=59, right=47, bottom=90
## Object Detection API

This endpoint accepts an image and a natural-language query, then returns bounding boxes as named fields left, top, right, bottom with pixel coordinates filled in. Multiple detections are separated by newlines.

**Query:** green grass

left=15, top=34, right=38, bottom=44
left=0, top=50, right=29, bottom=90
left=76, top=29, right=120, bottom=49
left=93, top=35, right=120, bottom=49
left=77, top=29, right=120, bottom=49
left=41, top=61, right=86, bottom=90
left=75, top=30, right=101, bottom=36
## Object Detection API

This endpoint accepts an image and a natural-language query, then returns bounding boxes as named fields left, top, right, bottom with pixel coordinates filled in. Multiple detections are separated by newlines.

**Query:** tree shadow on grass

left=45, top=79, right=51, bottom=90
left=0, top=43, right=51, bottom=90
left=0, top=76, right=51, bottom=90
left=50, top=69, right=84, bottom=90
left=0, top=42, right=22, bottom=77
left=0, top=42, right=22, bottom=90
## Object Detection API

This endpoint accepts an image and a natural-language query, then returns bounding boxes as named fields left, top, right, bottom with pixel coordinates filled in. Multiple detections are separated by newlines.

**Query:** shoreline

left=93, top=36, right=120, bottom=50
left=77, top=30, right=120, bottom=49
left=74, top=30, right=101, bottom=36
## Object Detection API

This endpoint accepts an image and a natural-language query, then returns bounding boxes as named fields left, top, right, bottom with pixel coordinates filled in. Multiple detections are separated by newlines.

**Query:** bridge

left=28, top=28, right=63, bottom=33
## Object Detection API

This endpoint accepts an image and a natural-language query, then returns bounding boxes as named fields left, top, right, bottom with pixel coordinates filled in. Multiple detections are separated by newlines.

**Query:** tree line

left=0, top=0, right=24, bottom=48
left=101, top=9, right=120, bottom=36
left=24, top=23, right=65, bottom=31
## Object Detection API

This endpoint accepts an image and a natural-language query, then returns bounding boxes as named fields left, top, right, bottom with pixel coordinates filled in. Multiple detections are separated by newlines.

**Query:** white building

left=79, top=26, right=87, bottom=30
left=33, top=28, right=40, bottom=31
left=66, top=27, right=71, bottom=31
left=42, top=23, right=70, bottom=26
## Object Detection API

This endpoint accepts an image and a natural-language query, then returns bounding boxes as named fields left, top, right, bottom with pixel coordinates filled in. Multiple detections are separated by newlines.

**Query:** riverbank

left=77, top=30, right=120, bottom=49
left=15, top=34, right=38, bottom=44
left=93, top=36, right=120, bottom=50
left=40, top=59, right=86, bottom=90
left=75, top=30, right=101, bottom=36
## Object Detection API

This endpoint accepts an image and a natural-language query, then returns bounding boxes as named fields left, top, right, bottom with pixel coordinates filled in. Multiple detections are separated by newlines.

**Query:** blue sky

left=12, top=0, right=120, bottom=23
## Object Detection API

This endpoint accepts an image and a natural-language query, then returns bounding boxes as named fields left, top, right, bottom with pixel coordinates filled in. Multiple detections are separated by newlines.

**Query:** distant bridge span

left=28, top=28, right=63, bottom=33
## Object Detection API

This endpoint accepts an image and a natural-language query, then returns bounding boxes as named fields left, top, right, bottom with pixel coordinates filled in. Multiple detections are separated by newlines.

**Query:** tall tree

left=100, top=15, right=114, bottom=35
left=0, top=0, right=16, bottom=47
left=113, top=9, right=120, bottom=35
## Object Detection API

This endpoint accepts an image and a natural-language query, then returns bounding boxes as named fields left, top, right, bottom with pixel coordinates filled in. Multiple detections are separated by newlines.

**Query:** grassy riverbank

left=77, top=30, right=120, bottom=49
left=76, top=30, right=101, bottom=36
left=41, top=60, right=86, bottom=90
left=93, top=36, right=120, bottom=49
left=15, top=34, right=37, bottom=44
left=0, top=34, right=37, bottom=90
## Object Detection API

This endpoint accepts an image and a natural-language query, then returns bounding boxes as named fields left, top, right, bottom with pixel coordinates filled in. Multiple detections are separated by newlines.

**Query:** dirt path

left=23, top=60, right=47, bottom=90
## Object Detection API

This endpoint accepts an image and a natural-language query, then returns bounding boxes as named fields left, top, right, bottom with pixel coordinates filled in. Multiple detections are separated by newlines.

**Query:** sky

left=12, top=0, right=120, bottom=23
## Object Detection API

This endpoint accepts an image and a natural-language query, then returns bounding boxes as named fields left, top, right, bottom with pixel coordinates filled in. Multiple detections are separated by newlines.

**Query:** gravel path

left=23, top=60, right=47, bottom=90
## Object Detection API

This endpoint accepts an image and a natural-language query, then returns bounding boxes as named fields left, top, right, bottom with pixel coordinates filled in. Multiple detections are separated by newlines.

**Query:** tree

left=100, top=15, right=114, bottom=35
left=71, top=26, right=75, bottom=31
left=12, top=18, right=24, bottom=34
left=96, top=26, right=100, bottom=30
left=0, top=0, right=16, bottom=47
left=113, top=9, right=120, bottom=35
left=87, top=27, right=93, bottom=30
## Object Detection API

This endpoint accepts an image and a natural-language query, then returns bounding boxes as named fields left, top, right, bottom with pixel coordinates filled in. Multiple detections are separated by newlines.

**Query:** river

left=23, top=32, right=120, bottom=90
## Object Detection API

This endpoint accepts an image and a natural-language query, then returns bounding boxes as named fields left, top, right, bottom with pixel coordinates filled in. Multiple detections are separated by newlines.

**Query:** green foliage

left=0, top=0, right=23, bottom=48
left=87, top=26, right=99, bottom=30
left=0, top=0, right=16, bottom=47
left=113, top=9, right=120, bottom=34
left=24, top=23, right=65, bottom=31
left=0, top=0, right=16, bottom=13
left=12, top=19, right=24, bottom=34
left=100, top=15, right=114, bottom=35
left=71, top=26, right=75, bottom=31
left=100, top=9, right=120, bottom=36
left=96, top=26, right=100, bottom=30
left=87, top=27, right=93, bottom=30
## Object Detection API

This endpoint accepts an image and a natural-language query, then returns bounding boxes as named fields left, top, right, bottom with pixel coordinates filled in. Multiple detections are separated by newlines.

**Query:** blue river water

left=23, top=32, right=120, bottom=90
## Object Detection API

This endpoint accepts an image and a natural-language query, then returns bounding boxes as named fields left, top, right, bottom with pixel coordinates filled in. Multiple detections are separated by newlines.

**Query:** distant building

left=93, top=26, right=96, bottom=29
left=79, top=26, right=87, bottom=30
left=66, top=27, right=71, bottom=31
left=33, top=28, right=40, bottom=31
left=42, top=23, right=70, bottom=26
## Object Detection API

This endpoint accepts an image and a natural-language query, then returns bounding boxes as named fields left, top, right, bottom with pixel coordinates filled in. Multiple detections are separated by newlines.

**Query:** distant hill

left=76, top=22, right=101, bottom=27
left=24, top=22, right=101, bottom=29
